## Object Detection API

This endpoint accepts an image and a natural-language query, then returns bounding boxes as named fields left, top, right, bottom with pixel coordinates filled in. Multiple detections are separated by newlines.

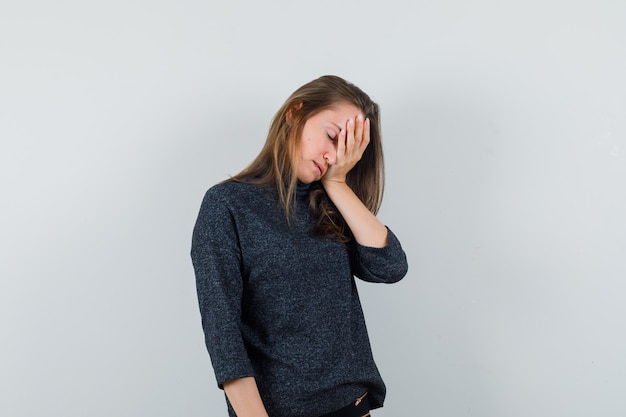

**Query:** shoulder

left=204, top=179, right=246, bottom=199
left=202, top=179, right=275, bottom=208
left=194, top=179, right=281, bottom=236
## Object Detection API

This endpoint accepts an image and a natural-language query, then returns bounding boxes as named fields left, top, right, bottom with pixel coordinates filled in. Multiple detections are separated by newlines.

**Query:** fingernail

left=357, top=114, right=363, bottom=121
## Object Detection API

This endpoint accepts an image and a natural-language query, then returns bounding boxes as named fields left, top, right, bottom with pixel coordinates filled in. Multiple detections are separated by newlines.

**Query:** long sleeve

left=191, top=181, right=406, bottom=417
left=350, top=227, right=408, bottom=283
left=191, top=188, right=255, bottom=387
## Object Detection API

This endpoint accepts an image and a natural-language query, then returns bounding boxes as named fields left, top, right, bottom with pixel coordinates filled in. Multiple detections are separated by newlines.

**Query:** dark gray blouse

left=191, top=180, right=408, bottom=417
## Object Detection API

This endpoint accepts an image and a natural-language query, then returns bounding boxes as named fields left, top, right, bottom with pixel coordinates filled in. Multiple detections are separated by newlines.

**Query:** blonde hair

left=232, top=75, right=384, bottom=242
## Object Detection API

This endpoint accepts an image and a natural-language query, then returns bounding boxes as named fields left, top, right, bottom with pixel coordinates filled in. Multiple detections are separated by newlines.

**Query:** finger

left=336, top=126, right=347, bottom=161
left=361, top=117, right=371, bottom=153
left=346, top=117, right=355, bottom=154
left=354, top=114, right=364, bottom=148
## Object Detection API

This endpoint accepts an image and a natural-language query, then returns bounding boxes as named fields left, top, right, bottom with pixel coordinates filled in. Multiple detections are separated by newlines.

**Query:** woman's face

left=296, top=102, right=361, bottom=184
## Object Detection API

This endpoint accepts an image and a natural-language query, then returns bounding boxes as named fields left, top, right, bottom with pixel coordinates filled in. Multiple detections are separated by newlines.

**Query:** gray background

left=1, top=1, right=625, bottom=416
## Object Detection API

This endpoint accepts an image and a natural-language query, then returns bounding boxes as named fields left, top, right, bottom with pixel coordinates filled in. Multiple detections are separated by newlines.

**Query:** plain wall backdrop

left=1, top=1, right=625, bottom=416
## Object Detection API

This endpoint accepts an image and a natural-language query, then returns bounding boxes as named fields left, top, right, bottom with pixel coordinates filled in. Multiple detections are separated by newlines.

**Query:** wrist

left=322, top=177, right=347, bottom=186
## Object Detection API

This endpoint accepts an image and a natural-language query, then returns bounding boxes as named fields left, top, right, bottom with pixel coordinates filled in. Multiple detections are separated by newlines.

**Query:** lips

left=314, top=161, right=325, bottom=177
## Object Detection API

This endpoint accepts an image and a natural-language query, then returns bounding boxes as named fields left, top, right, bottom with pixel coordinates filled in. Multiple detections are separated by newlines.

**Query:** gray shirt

left=191, top=180, right=408, bottom=417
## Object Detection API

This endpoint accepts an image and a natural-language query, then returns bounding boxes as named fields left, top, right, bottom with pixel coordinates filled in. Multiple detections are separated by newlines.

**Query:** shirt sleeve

left=190, top=187, right=255, bottom=388
left=349, top=227, right=409, bottom=283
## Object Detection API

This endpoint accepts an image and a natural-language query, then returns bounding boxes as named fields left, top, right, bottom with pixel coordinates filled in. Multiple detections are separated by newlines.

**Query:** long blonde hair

left=232, top=75, right=384, bottom=242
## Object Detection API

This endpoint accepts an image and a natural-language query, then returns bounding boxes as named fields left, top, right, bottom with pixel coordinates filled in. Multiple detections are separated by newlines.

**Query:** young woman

left=191, top=75, right=408, bottom=417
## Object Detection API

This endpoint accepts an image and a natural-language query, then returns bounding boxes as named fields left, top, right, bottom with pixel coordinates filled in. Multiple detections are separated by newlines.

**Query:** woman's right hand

left=223, top=377, right=270, bottom=417
left=322, top=114, right=370, bottom=185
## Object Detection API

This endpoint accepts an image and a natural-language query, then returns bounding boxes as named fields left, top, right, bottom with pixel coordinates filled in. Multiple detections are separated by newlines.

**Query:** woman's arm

left=322, top=179, right=388, bottom=247
left=322, top=115, right=388, bottom=248
left=223, top=377, right=269, bottom=417
left=191, top=186, right=267, bottom=411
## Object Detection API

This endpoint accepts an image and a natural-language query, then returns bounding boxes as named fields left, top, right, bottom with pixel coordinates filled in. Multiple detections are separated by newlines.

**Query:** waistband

left=319, top=392, right=370, bottom=417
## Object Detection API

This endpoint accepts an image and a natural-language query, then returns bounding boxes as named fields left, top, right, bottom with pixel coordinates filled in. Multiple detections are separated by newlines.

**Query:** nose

left=324, top=141, right=337, bottom=165
left=324, top=150, right=336, bottom=165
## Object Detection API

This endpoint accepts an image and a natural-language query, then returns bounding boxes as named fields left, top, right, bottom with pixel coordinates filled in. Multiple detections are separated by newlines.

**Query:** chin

left=296, top=172, right=315, bottom=184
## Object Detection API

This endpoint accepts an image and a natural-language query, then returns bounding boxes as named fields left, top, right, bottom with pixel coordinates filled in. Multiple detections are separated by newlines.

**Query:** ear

left=285, top=102, right=303, bottom=124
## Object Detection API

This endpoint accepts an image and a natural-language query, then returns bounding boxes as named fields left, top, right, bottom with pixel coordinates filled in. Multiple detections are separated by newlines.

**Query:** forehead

left=313, top=102, right=360, bottom=125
